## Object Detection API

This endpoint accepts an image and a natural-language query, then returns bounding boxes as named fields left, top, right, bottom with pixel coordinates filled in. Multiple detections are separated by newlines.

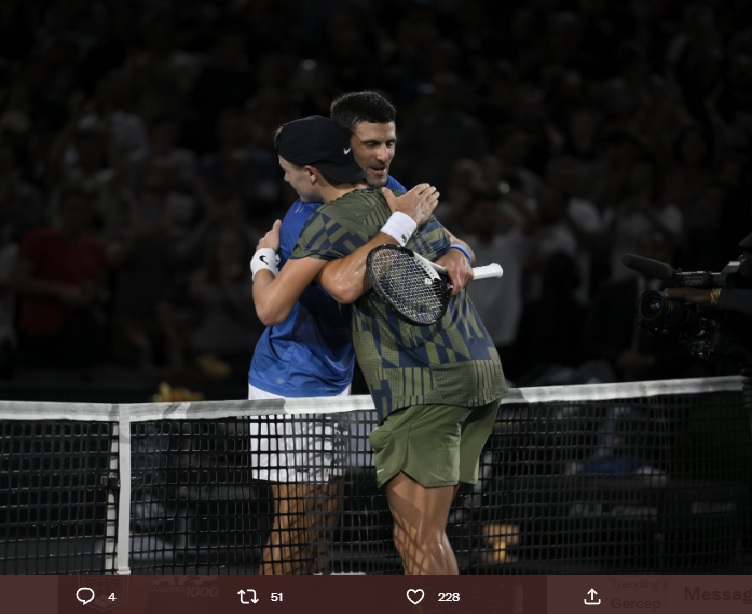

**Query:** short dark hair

left=329, top=90, right=397, bottom=133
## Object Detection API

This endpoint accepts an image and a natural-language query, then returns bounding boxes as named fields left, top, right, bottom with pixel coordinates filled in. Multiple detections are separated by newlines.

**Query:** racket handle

left=473, top=263, right=504, bottom=279
left=429, top=261, right=504, bottom=280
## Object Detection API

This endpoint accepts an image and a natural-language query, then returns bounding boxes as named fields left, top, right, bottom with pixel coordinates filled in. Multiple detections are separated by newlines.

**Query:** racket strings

left=371, top=250, right=445, bottom=324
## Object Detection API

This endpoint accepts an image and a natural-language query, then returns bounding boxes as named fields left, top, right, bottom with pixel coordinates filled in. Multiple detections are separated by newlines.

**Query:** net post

left=103, top=420, right=119, bottom=573
left=116, top=411, right=132, bottom=575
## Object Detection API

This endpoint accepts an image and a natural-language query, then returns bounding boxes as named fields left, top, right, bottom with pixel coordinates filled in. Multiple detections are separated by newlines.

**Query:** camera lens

left=638, top=290, right=668, bottom=320
left=638, top=289, right=693, bottom=333
left=641, top=293, right=664, bottom=317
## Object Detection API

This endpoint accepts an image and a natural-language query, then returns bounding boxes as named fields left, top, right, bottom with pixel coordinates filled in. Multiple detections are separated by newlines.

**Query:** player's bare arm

left=252, top=257, right=326, bottom=326
left=320, top=183, right=439, bottom=303
left=252, top=183, right=439, bottom=321
left=252, top=220, right=326, bottom=326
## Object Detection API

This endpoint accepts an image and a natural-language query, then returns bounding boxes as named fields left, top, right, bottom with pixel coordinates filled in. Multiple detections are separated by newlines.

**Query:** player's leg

left=251, top=386, right=351, bottom=574
left=309, top=477, right=343, bottom=574
left=247, top=387, right=310, bottom=574
left=302, top=406, right=351, bottom=573
left=259, top=482, right=317, bottom=575
left=370, top=401, right=500, bottom=575
left=369, top=404, right=465, bottom=575
left=260, top=479, right=342, bottom=575
left=385, top=472, right=458, bottom=575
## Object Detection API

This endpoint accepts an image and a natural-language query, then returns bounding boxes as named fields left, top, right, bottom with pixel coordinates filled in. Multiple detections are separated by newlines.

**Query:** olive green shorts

left=368, top=400, right=500, bottom=488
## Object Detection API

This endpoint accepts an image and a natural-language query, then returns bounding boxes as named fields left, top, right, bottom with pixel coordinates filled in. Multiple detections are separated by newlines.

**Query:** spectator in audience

left=124, top=113, right=196, bottom=194
left=534, top=154, right=603, bottom=302
left=185, top=27, right=254, bottom=155
left=85, top=67, right=150, bottom=160
left=665, top=3, right=725, bottom=128
left=661, top=122, right=715, bottom=218
left=187, top=223, right=260, bottom=379
left=123, top=12, right=202, bottom=122
left=45, top=92, right=126, bottom=243
left=196, top=106, right=282, bottom=217
left=0, top=108, right=35, bottom=186
left=0, top=194, right=17, bottom=377
left=520, top=182, right=580, bottom=304
left=461, top=189, right=525, bottom=371
left=12, top=184, right=109, bottom=369
left=107, top=178, right=184, bottom=373
left=0, top=142, right=47, bottom=240
left=601, top=151, right=684, bottom=282
left=514, top=251, right=590, bottom=385
left=557, top=105, right=601, bottom=163
left=176, top=189, right=261, bottom=273
left=485, top=123, right=543, bottom=204
left=392, top=71, right=488, bottom=194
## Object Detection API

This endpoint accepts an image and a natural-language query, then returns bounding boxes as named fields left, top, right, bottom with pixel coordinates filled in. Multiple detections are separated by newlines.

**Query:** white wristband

left=250, top=248, right=279, bottom=281
left=380, top=212, right=417, bottom=247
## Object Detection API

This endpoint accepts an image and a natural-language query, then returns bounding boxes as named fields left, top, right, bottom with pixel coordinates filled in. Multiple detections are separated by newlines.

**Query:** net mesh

left=0, top=421, right=117, bottom=574
left=1, top=377, right=751, bottom=575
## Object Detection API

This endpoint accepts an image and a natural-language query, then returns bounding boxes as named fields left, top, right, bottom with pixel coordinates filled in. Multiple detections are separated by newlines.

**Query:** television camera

left=621, top=232, right=752, bottom=371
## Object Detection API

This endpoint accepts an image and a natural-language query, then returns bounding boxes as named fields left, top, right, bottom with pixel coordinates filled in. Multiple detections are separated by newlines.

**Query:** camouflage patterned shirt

left=293, top=188, right=507, bottom=420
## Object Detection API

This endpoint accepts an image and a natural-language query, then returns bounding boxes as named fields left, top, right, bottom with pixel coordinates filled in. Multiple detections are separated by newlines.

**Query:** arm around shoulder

left=317, top=231, right=400, bottom=303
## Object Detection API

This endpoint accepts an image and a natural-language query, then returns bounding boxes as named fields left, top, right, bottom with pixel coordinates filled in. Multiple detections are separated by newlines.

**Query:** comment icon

left=76, top=587, right=96, bottom=605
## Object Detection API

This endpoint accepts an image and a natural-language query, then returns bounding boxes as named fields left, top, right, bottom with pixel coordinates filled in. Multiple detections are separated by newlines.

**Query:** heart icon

left=406, top=589, right=425, bottom=605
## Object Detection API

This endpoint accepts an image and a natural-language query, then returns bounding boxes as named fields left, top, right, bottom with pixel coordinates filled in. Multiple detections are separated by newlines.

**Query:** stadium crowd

left=0, top=0, right=751, bottom=396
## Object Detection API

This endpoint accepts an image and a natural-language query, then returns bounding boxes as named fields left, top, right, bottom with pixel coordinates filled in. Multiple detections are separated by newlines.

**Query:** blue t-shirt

left=248, top=176, right=406, bottom=396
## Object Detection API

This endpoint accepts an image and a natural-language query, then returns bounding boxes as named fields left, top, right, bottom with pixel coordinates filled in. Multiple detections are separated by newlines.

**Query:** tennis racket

left=366, top=243, right=504, bottom=326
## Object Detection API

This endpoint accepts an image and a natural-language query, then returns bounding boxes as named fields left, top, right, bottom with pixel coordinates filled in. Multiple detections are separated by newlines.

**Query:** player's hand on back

left=382, top=183, right=439, bottom=226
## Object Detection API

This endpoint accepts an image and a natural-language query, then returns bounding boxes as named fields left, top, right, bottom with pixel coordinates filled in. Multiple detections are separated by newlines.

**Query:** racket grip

left=472, top=264, right=504, bottom=279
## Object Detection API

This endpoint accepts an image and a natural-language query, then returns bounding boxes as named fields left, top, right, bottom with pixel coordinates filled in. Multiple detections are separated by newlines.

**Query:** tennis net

left=1, top=376, right=750, bottom=575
